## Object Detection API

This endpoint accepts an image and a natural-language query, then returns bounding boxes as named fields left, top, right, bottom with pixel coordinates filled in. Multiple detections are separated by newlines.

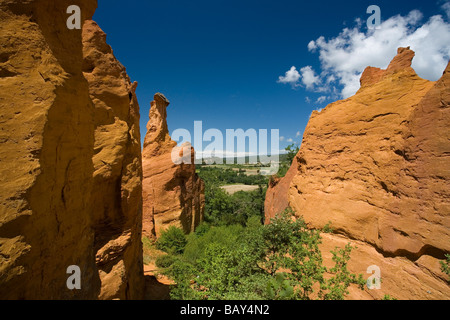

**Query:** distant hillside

left=199, top=153, right=288, bottom=165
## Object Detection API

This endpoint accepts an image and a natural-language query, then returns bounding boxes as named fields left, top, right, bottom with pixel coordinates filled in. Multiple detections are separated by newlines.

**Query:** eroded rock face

left=0, top=1, right=144, bottom=299
left=266, top=48, right=450, bottom=299
left=0, top=0, right=100, bottom=299
left=142, top=93, right=204, bottom=238
left=82, top=20, right=144, bottom=300
left=264, top=156, right=299, bottom=224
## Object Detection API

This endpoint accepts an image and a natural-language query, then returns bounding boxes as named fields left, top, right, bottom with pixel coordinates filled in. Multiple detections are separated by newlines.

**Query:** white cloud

left=279, top=136, right=285, bottom=142
left=326, top=74, right=336, bottom=83
left=307, top=40, right=317, bottom=51
left=287, top=138, right=293, bottom=143
left=316, top=96, right=327, bottom=104
left=278, top=65, right=321, bottom=90
left=442, top=1, right=450, bottom=19
left=299, top=66, right=321, bottom=90
left=296, top=131, right=301, bottom=137
left=281, top=9, right=450, bottom=98
left=277, top=66, right=301, bottom=86
left=305, top=96, right=311, bottom=103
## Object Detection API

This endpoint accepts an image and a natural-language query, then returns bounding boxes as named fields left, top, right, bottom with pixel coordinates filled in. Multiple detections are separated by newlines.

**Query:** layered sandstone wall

left=0, top=0, right=144, bottom=299
left=142, top=93, right=204, bottom=238
left=266, top=48, right=450, bottom=299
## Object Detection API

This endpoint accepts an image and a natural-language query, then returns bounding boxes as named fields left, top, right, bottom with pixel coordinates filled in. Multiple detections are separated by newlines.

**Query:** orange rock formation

left=0, top=0, right=144, bottom=299
left=82, top=20, right=144, bottom=300
left=265, top=47, right=450, bottom=299
left=142, top=93, right=205, bottom=238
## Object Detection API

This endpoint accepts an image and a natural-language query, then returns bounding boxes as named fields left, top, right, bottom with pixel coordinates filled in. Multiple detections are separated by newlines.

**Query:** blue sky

left=93, top=0, right=450, bottom=155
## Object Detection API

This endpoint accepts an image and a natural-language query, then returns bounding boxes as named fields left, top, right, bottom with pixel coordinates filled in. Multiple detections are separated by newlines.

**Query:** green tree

left=285, top=143, right=300, bottom=165
left=156, top=226, right=188, bottom=254
left=276, top=144, right=300, bottom=177
left=160, top=208, right=364, bottom=300
left=262, top=209, right=364, bottom=300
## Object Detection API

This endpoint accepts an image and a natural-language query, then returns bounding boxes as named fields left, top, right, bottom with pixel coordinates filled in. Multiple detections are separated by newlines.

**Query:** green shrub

left=183, top=224, right=243, bottom=264
left=194, top=222, right=211, bottom=236
left=156, top=226, right=187, bottom=254
left=155, top=254, right=178, bottom=268
left=163, top=207, right=364, bottom=300
left=440, top=254, right=450, bottom=279
left=266, top=273, right=294, bottom=300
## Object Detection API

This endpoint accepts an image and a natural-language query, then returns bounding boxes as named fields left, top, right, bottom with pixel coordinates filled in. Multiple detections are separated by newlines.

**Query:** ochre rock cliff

left=264, top=156, right=299, bottom=224
left=0, top=0, right=144, bottom=299
left=266, top=47, right=450, bottom=299
left=142, top=93, right=204, bottom=238
left=82, top=20, right=144, bottom=300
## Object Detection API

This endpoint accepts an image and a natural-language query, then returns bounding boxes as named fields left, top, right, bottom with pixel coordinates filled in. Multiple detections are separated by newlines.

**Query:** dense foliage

left=158, top=208, right=365, bottom=300
left=155, top=159, right=366, bottom=300
left=197, top=166, right=267, bottom=226
left=197, top=166, right=268, bottom=186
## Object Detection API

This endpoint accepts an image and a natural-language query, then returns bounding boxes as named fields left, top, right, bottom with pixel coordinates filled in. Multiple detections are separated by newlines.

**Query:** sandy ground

left=220, top=184, right=260, bottom=194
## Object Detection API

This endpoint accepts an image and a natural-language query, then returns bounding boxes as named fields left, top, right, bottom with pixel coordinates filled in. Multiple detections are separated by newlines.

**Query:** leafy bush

left=162, top=207, right=365, bottom=300
left=440, top=254, right=450, bottom=279
left=197, top=165, right=267, bottom=226
left=266, top=273, right=294, bottom=300
left=156, top=226, right=187, bottom=254
left=193, top=221, right=211, bottom=236
left=155, top=254, right=178, bottom=268
left=183, top=224, right=243, bottom=264
left=262, top=209, right=365, bottom=300
left=274, top=143, right=299, bottom=178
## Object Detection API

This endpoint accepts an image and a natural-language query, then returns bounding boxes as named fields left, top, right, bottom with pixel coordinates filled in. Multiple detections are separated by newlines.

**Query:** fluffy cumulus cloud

left=277, top=66, right=301, bottom=86
left=299, top=66, right=321, bottom=89
left=279, top=7, right=450, bottom=98
left=277, top=66, right=321, bottom=89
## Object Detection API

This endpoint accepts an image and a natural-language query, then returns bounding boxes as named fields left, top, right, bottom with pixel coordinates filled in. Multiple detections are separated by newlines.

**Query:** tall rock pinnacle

left=142, top=94, right=205, bottom=238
